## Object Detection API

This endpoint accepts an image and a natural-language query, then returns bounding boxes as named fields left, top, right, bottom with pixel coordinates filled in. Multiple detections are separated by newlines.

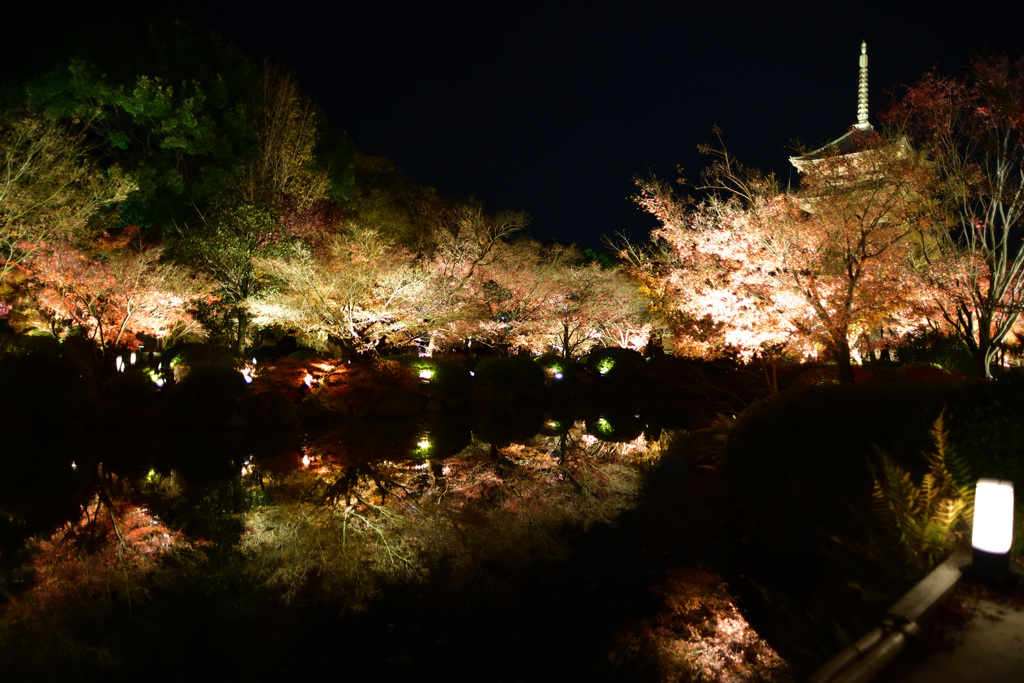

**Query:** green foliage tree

left=19, top=23, right=353, bottom=233
left=172, top=202, right=288, bottom=354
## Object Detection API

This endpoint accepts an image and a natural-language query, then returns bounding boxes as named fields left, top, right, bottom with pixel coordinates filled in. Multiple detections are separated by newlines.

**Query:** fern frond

left=865, top=410, right=976, bottom=580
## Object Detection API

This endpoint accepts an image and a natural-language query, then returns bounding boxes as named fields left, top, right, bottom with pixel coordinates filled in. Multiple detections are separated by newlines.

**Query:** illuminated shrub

left=585, top=347, right=645, bottom=383
left=536, top=352, right=578, bottom=385
left=585, top=410, right=644, bottom=443
left=390, top=355, right=472, bottom=397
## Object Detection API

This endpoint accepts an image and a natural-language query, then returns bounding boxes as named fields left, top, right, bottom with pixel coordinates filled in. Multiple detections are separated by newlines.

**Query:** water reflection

left=235, top=419, right=657, bottom=608
left=1, top=411, right=667, bottom=624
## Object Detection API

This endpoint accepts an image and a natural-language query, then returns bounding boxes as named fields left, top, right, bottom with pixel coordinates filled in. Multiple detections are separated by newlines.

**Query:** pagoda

left=790, top=41, right=879, bottom=174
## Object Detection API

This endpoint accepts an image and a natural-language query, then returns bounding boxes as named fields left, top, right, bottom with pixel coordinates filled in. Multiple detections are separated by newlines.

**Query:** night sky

left=9, top=1, right=1024, bottom=249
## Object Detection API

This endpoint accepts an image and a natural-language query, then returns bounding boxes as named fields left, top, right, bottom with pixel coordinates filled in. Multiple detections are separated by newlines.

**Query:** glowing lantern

left=302, top=454, right=311, bottom=468
left=304, top=373, right=313, bottom=388
left=419, top=368, right=433, bottom=382
left=241, top=368, right=253, bottom=384
left=116, top=356, right=125, bottom=373
left=130, top=351, right=137, bottom=365
left=972, top=479, right=1015, bottom=576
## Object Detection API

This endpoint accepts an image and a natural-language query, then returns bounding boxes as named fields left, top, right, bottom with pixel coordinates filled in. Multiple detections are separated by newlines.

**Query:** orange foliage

left=4, top=494, right=196, bottom=620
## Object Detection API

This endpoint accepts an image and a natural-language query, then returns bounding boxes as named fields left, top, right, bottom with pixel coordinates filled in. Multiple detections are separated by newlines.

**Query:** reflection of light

left=974, top=479, right=1014, bottom=554
left=555, top=373, right=563, bottom=379
left=70, top=461, right=77, bottom=471
left=419, top=368, right=433, bottom=381
left=241, top=368, right=253, bottom=384
left=304, top=373, right=313, bottom=388
left=470, top=371, right=475, bottom=377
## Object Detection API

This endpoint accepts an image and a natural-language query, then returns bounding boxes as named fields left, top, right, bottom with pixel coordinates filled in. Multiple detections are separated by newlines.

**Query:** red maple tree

left=634, top=136, right=937, bottom=383
left=26, top=228, right=207, bottom=352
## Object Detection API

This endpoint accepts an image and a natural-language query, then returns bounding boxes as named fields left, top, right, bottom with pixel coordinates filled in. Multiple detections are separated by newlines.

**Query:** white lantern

left=972, top=478, right=1015, bottom=576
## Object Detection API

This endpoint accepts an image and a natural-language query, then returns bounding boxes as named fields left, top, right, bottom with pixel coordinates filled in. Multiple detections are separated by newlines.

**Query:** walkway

left=877, top=570, right=1024, bottom=683
left=811, top=552, right=1024, bottom=682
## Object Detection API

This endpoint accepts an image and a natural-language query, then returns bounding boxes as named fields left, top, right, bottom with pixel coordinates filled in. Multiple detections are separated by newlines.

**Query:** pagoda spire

left=854, top=41, right=871, bottom=130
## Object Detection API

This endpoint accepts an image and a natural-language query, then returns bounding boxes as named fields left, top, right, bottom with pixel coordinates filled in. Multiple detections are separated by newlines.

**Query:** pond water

left=2, top=405, right=782, bottom=681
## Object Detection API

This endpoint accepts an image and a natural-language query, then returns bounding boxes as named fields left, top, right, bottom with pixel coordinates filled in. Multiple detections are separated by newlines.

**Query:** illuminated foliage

left=6, top=493, right=193, bottom=621
left=253, top=229, right=431, bottom=356
left=634, top=135, right=937, bottom=382
left=887, top=54, right=1024, bottom=377
left=237, top=422, right=644, bottom=609
left=173, top=201, right=288, bottom=353
left=464, top=239, right=649, bottom=356
left=27, top=230, right=205, bottom=351
left=0, top=111, right=132, bottom=278
left=616, top=567, right=791, bottom=682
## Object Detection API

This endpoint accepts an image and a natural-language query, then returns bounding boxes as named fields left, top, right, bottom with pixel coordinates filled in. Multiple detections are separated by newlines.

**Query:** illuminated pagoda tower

left=790, top=41, right=876, bottom=174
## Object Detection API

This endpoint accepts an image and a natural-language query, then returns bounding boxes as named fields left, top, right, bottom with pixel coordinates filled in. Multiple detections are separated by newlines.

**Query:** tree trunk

left=832, top=336, right=855, bottom=384
left=972, top=345, right=998, bottom=380
left=235, top=307, right=249, bottom=356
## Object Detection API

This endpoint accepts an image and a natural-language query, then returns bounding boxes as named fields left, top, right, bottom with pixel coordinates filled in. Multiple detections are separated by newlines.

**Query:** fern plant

left=869, top=411, right=974, bottom=578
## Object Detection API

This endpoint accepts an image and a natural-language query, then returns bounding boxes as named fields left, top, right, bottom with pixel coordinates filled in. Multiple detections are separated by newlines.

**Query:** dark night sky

left=9, top=1, right=1024, bottom=249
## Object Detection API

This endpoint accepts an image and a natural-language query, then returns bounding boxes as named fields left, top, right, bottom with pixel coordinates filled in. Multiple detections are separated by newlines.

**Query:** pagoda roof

left=790, top=124, right=877, bottom=165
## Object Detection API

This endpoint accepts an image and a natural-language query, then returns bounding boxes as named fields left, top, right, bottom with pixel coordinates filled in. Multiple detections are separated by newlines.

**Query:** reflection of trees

left=237, top=422, right=651, bottom=608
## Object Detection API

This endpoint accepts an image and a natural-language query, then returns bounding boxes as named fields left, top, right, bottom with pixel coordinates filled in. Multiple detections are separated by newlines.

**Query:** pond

left=0, top=406, right=789, bottom=681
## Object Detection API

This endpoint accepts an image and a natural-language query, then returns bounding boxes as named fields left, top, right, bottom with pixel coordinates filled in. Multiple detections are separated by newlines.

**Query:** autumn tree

left=636, top=135, right=936, bottom=383
left=887, top=54, right=1024, bottom=378
left=459, top=240, right=648, bottom=356
left=252, top=228, right=431, bottom=356
left=28, top=229, right=203, bottom=352
left=520, top=246, right=650, bottom=357
left=420, top=200, right=529, bottom=348
left=343, top=153, right=440, bottom=254
left=237, top=64, right=328, bottom=208
left=0, top=111, right=132, bottom=279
